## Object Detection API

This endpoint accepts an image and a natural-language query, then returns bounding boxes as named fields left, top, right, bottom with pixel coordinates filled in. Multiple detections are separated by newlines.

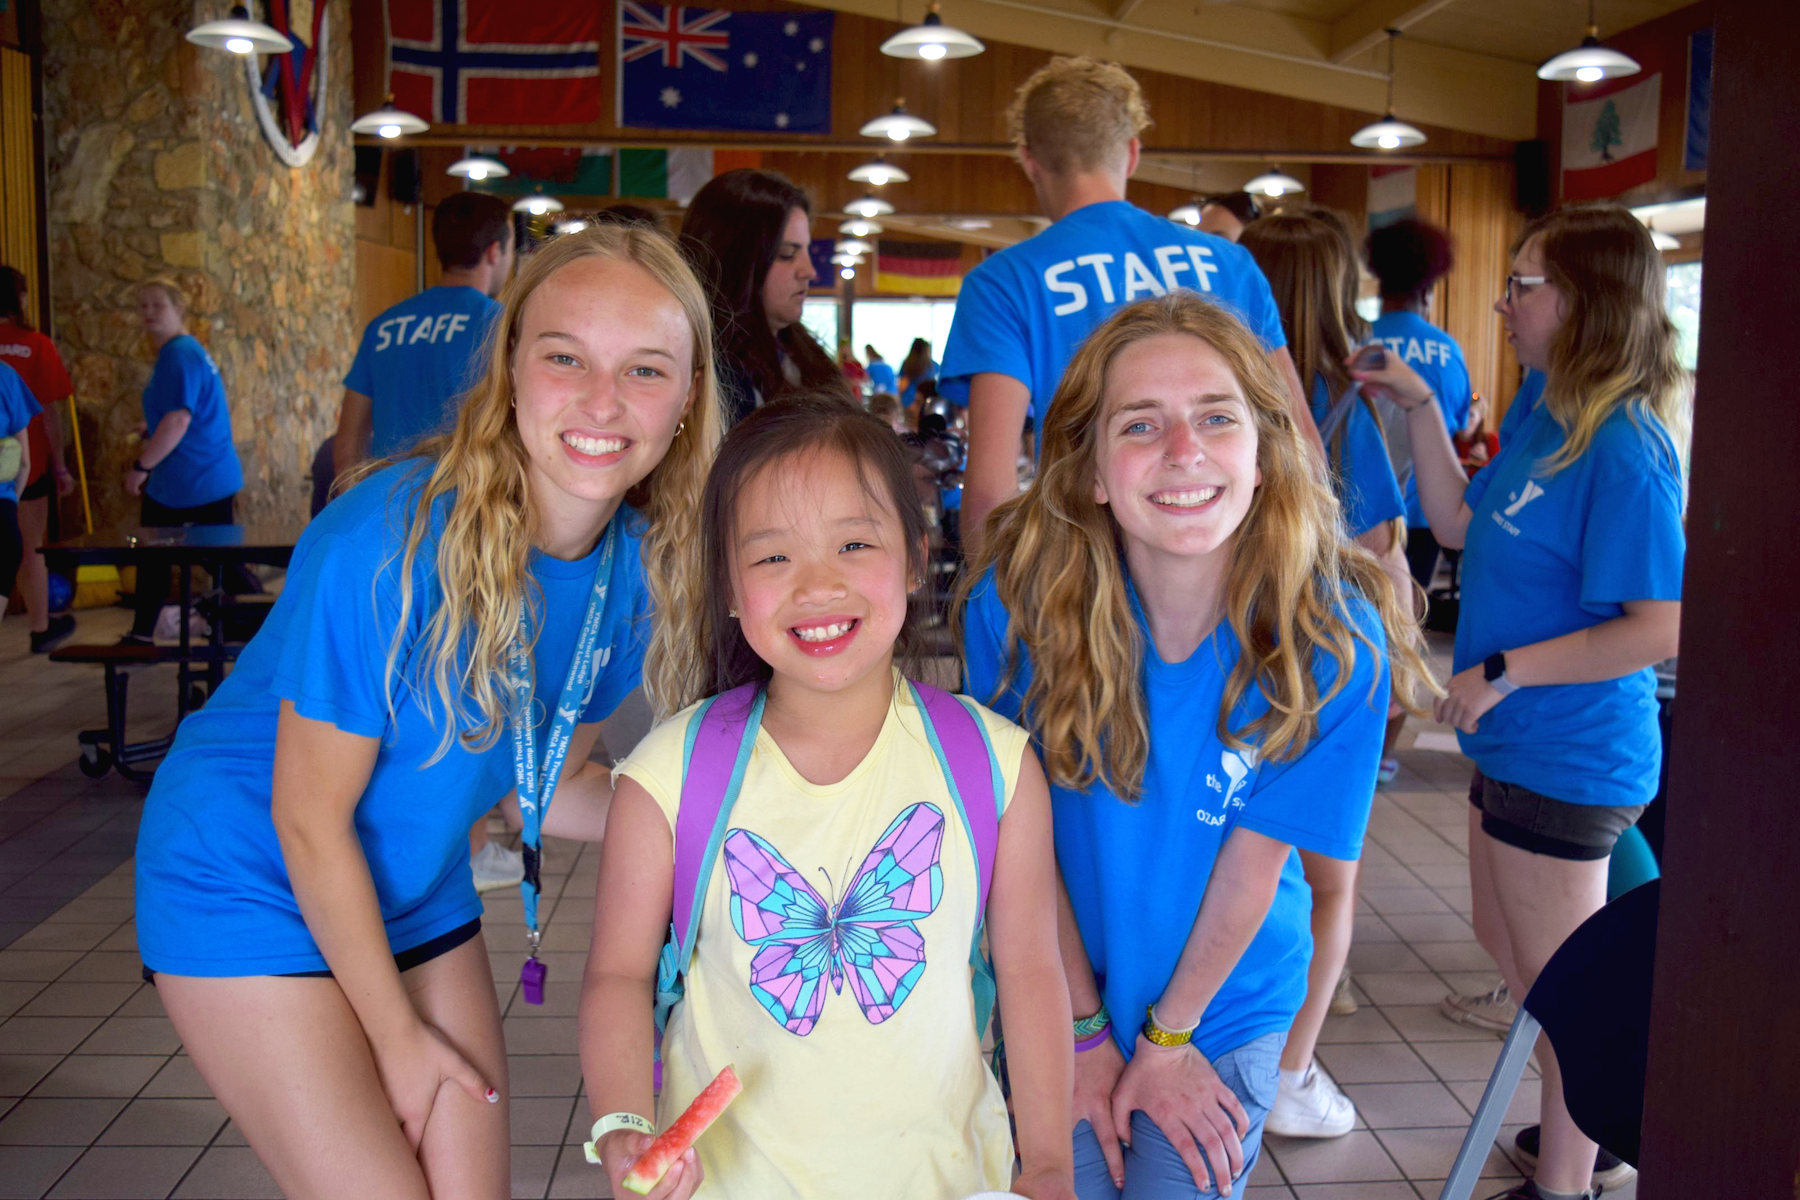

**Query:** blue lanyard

left=508, top=519, right=616, bottom=958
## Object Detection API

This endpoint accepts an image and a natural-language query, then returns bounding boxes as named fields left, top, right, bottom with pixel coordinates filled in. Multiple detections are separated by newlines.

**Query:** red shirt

left=0, top=321, right=73, bottom=485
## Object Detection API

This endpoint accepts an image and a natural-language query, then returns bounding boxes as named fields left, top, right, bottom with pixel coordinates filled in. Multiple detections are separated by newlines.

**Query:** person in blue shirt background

left=939, top=56, right=1317, bottom=557
left=865, top=343, right=897, bottom=394
left=1364, top=218, right=1475, bottom=592
left=0, top=360, right=42, bottom=618
left=335, top=191, right=514, bottom=479
left=1353, top=203, right=1687, bottom=1200
left=898, top=336, right=937, bottom=411
left=133, top=226, right=723, bottom=1199
left=121, top=278, right=248, bottom=644
left=962, top=293, right=1433, bottom=1200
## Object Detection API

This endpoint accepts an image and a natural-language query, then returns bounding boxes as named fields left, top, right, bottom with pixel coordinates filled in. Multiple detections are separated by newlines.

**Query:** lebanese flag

left=875, top=239, right=962, bottom=297
left=1561, top=73, right=1661, bottom=201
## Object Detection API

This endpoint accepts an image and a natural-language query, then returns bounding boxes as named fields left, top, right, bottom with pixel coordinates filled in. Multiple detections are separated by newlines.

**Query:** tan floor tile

left=1448, top=1076, right=1542, bottom=1127
left=1242, top=1150, right=1283, bottom=1187
left=1316, top=1043, right=1436, bottom=1084
left=0, top=1016, right=106, bottom=1055
left=17, top=980, right=141, bottom=1018
left=1347, top=944, right=1432, bottom=974
left=1362, top=888, right=1454, bottom=916
left=4, top=923, right=118, bottom=953
left=78, top=874, right=136, bottom=900
left=510, top=1055, right=583, bottom=1098
left=504, top=1016, right=579, bottom=1056
left=1352, top=914, right=1402, bottom=943
left=113, top=987, right=167, bottom=1018
left=547, top=1143, right=612, bottom=1197
left=213, top=1119, right=248, bottom=1147
left=1267, top=1129, right=1404, bottom=1184
left=509, top=981, right=584, bottom=1018
left=47, top=1145, right=203, bottom=1198
left=58, top=952, right=151, bottom=984
left=1408, top=864, right=1471, bottom=889
left=492, top=951, right=586, bottom=985
left=74, top=1016, right=183, bottom=1057
left=1354, top=972, right=1454, bottom=1007
left=0, top=981, right=47, bottom=1018
left=1412, top=942, right=1498, bottom=974
left=1379, top=1005, right=1504, bottom=1044
left=0, top=1055, right=61, bottom=1098
left=0, top=1144, right=84, bottom=1198
left=43, top=897, right=136, bottom=926
left=513, top=1095, right=578, bottom=1145
left=1317, top=1008, right=1402, bottom=1044
left=1411, top=1039, right=1534, bottom=1083
left=96, top=925, right=140, bottom=954
left=1382, top=914, right=1476, bottom=942
left=0, top=1096, right=129, bottom=1144
left=140, top=1056, right=213, bottom=1099
left=1375, top=1124, right=1516, bottom=1180
left=96, top=1097, right=227, bottom=1146
left=513, top=1143, right=560, bottom=1200
left=1244, top=1188, right=1295, bottom=1199
left=1341, top=1081, right=1469, bottom=1129
left=1391, top=843, right=1471, bottom=867
left=29, top=1054, right=166, bottom=1098
left=1291, top=1185, right=1418, bottom=1200
left=170, top=1146, right=285, bottom=1198
left=0, top=950, right=83, bottom=981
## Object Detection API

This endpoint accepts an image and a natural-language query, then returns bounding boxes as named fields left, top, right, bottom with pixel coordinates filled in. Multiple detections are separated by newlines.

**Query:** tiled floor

left=0, top=614, right=1643, bottom=1199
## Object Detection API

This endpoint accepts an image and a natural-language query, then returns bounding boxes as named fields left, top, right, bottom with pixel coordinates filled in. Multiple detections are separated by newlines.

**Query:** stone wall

left=41, top=0, right=354, bottom=532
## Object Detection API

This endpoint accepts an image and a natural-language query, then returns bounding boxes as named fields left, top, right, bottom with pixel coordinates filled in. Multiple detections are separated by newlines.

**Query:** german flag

left=875, top=238, right=963, bottom=296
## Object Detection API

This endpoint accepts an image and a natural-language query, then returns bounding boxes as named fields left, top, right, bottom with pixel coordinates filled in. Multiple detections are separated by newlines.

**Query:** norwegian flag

left=387, top=0, right=603, bottom=126
left=620, top=4, right=730, bottom=72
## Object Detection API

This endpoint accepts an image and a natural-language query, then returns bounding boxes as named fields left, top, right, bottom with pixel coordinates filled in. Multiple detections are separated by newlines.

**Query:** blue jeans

left=1072, top=1032, right=1283, bottom=1199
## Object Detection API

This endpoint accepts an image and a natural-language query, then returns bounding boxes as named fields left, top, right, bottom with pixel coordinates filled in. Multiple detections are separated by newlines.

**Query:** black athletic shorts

left=0, top=499, right=19, bottom=596
left=142, top=918, right=482, bottom=983
left=1468, top=770, right=1644, bottom=861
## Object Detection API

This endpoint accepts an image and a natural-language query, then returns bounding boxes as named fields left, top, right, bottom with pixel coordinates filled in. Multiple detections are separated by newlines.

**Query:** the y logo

left=1199, top=748, right=1259, bottom=827
left=1503, top=480, right=1546, bottom=518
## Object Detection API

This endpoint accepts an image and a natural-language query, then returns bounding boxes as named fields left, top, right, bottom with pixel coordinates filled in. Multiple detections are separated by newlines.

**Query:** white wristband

left=1490, top=671, right=1520, bottom=697
left=583, top=1111, right=656, bottom=1165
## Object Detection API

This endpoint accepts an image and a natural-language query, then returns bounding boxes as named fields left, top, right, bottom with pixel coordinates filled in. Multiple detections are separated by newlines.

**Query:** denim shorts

left=1072, top=1031, right=1283, bottom=1199
left=1468, top=770, right=1645, bottom=862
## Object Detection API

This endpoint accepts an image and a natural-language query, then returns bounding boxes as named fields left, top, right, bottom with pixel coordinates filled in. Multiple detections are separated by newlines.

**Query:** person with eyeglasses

left=1351, top=203, right=1688, bottom=1200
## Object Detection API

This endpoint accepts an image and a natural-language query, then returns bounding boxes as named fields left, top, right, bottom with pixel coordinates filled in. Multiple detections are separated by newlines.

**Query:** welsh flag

left=1561, top=73, right=1661, bottom=201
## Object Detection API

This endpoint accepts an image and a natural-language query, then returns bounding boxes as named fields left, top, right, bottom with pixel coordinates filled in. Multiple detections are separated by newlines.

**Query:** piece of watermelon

left=621, top=1064, right=742, bottom=1195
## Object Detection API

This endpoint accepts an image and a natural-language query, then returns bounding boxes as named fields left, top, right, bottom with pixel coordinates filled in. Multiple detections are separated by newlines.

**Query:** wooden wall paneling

left=353, top=241, right=419, bottom=338
left=0, top=47, right=39, bottom=329
left=1442, top=162, right=1521, bottom=428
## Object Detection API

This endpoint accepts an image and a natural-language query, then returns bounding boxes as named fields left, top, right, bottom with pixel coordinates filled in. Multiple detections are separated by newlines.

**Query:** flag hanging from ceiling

left=1561, top=73, right=1661, bottom=201
left=1366, top=165, right=1417, bottom=230
left=387, top=0, right=603, bottom=126
left=875, top=239, right=963, bottom=297
left=1684, top=28, right=1712, bottom=172
left=617, top=4, right=833, bottom=133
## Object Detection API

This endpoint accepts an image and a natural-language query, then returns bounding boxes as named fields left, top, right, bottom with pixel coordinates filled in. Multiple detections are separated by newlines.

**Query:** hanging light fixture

left=847, top=193, right=896, bottom=219
left=831, top=253, right=866, bottom=266
left=1538, top=0, right=1641, bottom=82
left=835, top=238, right=874, bottom=256
left=880, top=2, right=984, bottom=60
left=1647, top=220, right=1679, bottom=251
left=840, top=266, right=858, bottom=279
left=848, top=156, right=910, bottom=186
left=187, top=4, right=293, bottom=54
left=860, top=98, right=936, bottom=142
left=1245, top=167, right=1306, bottom=198
left=351, top=95, right=429, bottom=139
left=841, top=218, right=885, bottom=238
left=1169, top=202, right=1202, bottom=226
left=512, top=191, right=565, bottom=216
left=552, top=218, right=591, bottom=236
left=448, top=155, right=509, bottom=181
left=1350, top=31, right=1427, bottom=151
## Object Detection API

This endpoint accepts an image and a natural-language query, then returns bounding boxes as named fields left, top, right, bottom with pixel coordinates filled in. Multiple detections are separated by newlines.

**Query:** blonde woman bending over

left=961, top=293, right=1432, bottom=1199
left=131, top=225, right=721, bottom=1200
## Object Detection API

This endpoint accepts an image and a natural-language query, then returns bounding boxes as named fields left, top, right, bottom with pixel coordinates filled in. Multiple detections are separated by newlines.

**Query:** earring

left=728, top=608, right=737, bottom=618
left=675, top=420, right=686, bottom=436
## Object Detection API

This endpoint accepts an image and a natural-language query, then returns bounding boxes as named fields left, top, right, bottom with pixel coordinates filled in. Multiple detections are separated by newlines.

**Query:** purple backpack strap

left=912, top=681, right=1002, bottom=916
left=671, top=682, right=761, bottom=955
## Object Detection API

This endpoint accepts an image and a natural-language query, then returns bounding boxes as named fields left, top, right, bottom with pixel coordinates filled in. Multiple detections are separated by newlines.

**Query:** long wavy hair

left=364, top=224, right=723, bottom=757
left=1523, top=203, right=1691, bottom=476
left=960, top=293, right=1436, bottom=797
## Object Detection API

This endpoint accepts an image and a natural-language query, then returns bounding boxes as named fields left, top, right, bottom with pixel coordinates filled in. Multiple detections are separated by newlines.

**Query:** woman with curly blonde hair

left=132, top=223, right=721, bottom=1199
left=961, top=291, right=1433, bottom=1199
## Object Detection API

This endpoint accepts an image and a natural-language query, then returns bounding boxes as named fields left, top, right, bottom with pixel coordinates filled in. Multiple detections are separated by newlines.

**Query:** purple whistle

left=520, top=957, right=547, bottom=1005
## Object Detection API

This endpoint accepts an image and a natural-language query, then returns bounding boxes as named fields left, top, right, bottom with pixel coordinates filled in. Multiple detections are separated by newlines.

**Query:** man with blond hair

left=942, top=56, right=1315, bottom=552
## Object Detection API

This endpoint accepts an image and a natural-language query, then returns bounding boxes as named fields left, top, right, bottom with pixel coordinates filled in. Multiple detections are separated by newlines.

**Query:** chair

left=1437, top=880, right=1659, bottom=1200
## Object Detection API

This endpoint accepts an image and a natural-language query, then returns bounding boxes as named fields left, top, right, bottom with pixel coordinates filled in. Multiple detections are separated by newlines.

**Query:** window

left=1666, top=261, right=1701, bottom=371
left=849, top=299, right=958, bottom=373
left=800, top=299, right=840, bottom=354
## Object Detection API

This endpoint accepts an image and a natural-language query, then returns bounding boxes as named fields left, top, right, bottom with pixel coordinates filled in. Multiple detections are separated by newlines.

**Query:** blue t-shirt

left=344, top=286, right=501, bottom=458
left=1370, top=311, right=1472, bottom=527
left=134, top=464, right=653, bottom=976
left=0, top=362, right=43, bottom=504
left=142, top=335, right=243, bottom=509
left=901, top=360, right=938, bottom=409
left=867, top=360, right=897, bottom=394
left=963, top=571, right=1385, bottom=1062
left=1455, top=401, right=1685, bottom=806
left=938, top=201, right=1285, bottom=427
left=1310, top=374, right=1406, bottom=539
left=1497, top=369, right=1546, bottom=446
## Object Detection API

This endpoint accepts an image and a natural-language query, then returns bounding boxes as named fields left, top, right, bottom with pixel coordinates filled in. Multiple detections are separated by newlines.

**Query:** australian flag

left=618, top=4, right=833, bottom=133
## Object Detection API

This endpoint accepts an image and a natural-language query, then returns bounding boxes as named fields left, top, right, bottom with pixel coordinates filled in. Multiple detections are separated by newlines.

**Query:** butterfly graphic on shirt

left=722, top=802, right=946, bottom=1036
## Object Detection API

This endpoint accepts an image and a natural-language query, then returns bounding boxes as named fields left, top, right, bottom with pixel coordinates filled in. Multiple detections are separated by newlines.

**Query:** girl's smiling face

left=729, top=448, right=915, bottom=695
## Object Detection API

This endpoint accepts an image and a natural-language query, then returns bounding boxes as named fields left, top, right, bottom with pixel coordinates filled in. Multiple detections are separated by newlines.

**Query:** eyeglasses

left=1503, top=274, right=1548, bottom=304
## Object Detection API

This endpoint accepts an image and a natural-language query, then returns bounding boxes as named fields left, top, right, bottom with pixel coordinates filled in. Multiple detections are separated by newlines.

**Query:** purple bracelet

left=1075, top=1024, right=1113, bottom=1053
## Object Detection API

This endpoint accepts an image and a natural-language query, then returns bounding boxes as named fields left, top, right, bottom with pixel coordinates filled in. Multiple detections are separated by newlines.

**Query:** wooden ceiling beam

left=1328, top=0, right=1463, bottom=64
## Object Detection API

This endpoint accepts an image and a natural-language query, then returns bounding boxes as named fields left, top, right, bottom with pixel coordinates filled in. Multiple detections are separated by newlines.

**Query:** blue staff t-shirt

left=1497, top=369, right=1546, bottom=446
left=134, top=463, right=653, bottom=976
left=0, top=362, right=42, bottom=504
left=1311, top=374, right=1406, bottom=538
left=1370, top=311, right=1472, bottom=527
left=344, top=286, right=501, bottom=458
left=938, top=201, right=1286, bottom=427
left=963, top=570, right=1385, bottom=1062
left=902, top=360, right=938, bottom=409
left=1454, top=400, right=1685, bottom=806
left=141, top=335, right=243, bottom=509
left=867, top=360, right=897, bottom=394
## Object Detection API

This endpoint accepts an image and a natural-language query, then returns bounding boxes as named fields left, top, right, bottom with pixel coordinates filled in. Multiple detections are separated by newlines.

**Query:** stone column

left=40, top=0, right=354, bottom=531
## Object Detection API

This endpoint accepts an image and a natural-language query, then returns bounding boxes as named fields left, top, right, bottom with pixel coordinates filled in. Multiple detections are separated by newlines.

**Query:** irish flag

left=875, top=238, right=962, bottom=296
left=1561, top=73, right=1661, bottom=201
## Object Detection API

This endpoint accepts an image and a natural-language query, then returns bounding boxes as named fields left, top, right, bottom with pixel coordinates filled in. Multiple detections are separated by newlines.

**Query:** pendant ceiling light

left=840, top=266, right=857, bottom=279
left=1538, top=0, right=1641, bottom=83
left=351, top=95, right=429, bottom=139
left=187, top=4, right=293, bottom=54
left=841, top=218, right=885, bottom=238
left=1350, top=31, right=1426, bottom=151
left=1169, top=202, right=1202, bottom=226
left=848, top=156, right=910, bottom=186
left=512, top=192, right=565, bottom=216
left=880, top=3, right=984, bottom=60
left=448, top=155, right=509, bottom=181
left=835, top=238, right=874, bottom=256
left=831, top=253, right=867, bottom=266
left=860, top=98, right=936, bottom=142
left=1245, top=167, right=1305, bottom=198
left=847, top=193, right=896, bottom=219
left=552, top=218, right=591, bottom=236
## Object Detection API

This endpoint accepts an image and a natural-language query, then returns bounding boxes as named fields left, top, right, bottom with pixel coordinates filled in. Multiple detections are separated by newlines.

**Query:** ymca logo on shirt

left=1042, top=245, right=1223, bottom=317
left=1199, top=747, right=1259, bottom=827
left=372, top=311, right=476, bottom=352
left=1492, top=479, right=1546, bottom=535
left=579, top=644, right=613, bottom=709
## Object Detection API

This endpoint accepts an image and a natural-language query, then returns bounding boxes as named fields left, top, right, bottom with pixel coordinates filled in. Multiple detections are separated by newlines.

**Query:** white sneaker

left=472, top=841, right=525, bottom=893
left=1440, top=981, right=1518, bottom=1033
left=1265, top=1061, right=1356, bottom=1138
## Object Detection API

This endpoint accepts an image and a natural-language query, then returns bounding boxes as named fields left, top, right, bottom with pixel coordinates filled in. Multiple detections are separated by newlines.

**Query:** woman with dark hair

left=1354, top=203, right=1687, bottom=1200
left=0, top=267, right=77, bottom=653
left=898, top=337, right=937, bottom=411
left=680, top=169, right=845, bottom=424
